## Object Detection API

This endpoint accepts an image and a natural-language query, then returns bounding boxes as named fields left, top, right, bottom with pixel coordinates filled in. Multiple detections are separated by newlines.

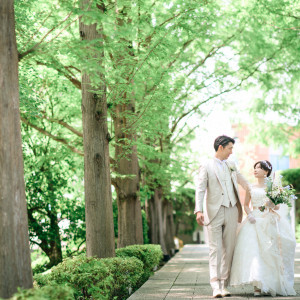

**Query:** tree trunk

left=79, top=1, right=115, bottom=258
left=113, top=103, right=144, bottom=248
left=163, top=199, right=176, bottom=256
left=28, top=208, right=63, bottom=267
left=0, top=1, right=33, bottom=298
left=147, top=186, right=168, bottom=255
left=40, top=239, right=62, bottom=268
left=147, top=194, right=158, bottom=244
left=48, top=212, right=63, bottom=266
left=46, top=242, right=63, bottom=267
left=147, top=186, right=175, bottom=259
left=111, top=2, right=144, bottom=248
left=154, top=187, right=168, bottom=256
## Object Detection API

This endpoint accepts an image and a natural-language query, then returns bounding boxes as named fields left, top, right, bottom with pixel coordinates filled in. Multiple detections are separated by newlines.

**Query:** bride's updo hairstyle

left=254, top=160, right=272, bottom=177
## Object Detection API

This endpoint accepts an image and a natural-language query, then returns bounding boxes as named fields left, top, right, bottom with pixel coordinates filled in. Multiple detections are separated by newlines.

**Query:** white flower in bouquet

left=264, top=173, right=297, bottom=207
left=271, top=189, right=280, bottom=198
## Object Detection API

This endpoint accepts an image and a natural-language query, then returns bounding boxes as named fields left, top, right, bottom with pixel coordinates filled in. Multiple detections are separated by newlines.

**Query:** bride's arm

left=244, top=190, right=256, bottom=224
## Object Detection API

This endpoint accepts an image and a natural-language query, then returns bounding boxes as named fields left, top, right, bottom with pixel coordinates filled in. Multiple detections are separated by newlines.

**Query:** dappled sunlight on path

left=128, top=244, right=300, bottom=300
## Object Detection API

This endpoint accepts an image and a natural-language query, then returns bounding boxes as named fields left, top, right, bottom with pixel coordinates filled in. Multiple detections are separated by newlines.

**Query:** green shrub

left=8, top=285, right=74, bottom=300
left=281, top=168, right=300, bottom=222
left=32, top=263, right=49, bottom=276
left=31, top=249, right=51, bottom=276
left=116, top=244, right=163, bottom=284
left=34, top=273, right=51, bottom=288
left=102, top=257, right=143, bottom=299
left=34, top=254, right=143, bottom=299
left=33, top=245, right=162, bottom=299
left=281, top=168, right=300, bottom=193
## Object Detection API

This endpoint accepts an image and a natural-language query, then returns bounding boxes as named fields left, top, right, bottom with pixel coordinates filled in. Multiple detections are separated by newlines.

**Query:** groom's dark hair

left=214, top=135, right=235, bottom=152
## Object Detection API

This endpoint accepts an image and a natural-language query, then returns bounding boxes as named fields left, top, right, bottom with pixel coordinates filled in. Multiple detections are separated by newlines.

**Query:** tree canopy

left=9, top=0, right=299, bottom=271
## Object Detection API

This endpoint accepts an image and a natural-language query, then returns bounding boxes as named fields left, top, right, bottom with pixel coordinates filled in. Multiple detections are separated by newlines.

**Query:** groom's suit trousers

left=207, top=204, right=238, bottom=290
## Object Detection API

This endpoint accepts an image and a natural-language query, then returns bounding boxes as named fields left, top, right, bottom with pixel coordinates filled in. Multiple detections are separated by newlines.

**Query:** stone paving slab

left=128, top=244, right=300, bottom=300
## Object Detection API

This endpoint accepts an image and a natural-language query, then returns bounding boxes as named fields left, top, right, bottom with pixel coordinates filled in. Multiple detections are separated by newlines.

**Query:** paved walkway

left=128, top=244, right=300, bottom=300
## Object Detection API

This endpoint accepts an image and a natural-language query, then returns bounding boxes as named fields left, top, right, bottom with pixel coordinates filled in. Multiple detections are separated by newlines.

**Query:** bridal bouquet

left=265, top=175, right=297, bottom=207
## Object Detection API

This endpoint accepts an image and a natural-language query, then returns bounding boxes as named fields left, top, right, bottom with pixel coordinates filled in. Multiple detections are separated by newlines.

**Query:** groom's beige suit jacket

left=195, top=158, right=249, bottom=225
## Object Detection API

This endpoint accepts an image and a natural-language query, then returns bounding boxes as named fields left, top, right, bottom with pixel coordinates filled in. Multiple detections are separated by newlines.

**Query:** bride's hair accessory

left=260, top=160, right=272, bottom=170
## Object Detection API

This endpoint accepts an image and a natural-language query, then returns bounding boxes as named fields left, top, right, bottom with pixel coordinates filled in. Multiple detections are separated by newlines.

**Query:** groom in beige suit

left=195, top=135, right=249, bottom=298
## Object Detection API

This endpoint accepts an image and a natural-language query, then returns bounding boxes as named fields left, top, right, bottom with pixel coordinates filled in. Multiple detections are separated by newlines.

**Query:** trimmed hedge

left=12, top=244, right=164, bottom=300
left=116, top=244, right=163, bottom=284
left=7, top=285, right=74, bottom=300
left=35, top=255, right=143, bottom=299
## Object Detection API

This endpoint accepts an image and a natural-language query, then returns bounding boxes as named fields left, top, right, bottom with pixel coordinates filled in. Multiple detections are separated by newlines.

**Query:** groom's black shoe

left=221, top=288, right=231, bottom=297
left=213, top=289, right=223, bottom=298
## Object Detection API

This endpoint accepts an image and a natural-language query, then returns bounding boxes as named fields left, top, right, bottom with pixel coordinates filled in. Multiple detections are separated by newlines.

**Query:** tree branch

left=19, top=12, right=73, bottom=60
left=144, top=6, right=198, bottom=46
left=45, top=16, right=80, bottom=46
left=20, top=10, right=54, bottom=52
left=158, top=7, right=197, bottom=28
left=21, top=114, right=116, bottom=163
left=260, top=3, right=300, bottom=20
left=35, top=60, right=81, bottom=89
left=172, top=124, right=200, bottom=144
left=21, top=116, right=84, bottom=156
left=139, top=31, right=239, bottom=123
left=65, top=239, right=86, bottom=257
left=170, top=55, right=277, bottom=134
left=186, top=33, right=237, bottom=78
left=126, top=39, right=194, bottom=129
left=36, top=112, right=83, bottom=138
left=29, top=239, right=42, bottom=248
left=28, top=206, right=48, bottom=216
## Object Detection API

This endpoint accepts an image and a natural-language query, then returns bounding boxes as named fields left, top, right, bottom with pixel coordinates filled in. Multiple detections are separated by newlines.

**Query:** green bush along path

left=4, top=244, right=162, bottom=300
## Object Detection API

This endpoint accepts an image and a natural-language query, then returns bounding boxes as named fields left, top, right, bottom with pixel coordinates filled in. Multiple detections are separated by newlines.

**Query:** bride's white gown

left=230, top=186, right=296, bottom=296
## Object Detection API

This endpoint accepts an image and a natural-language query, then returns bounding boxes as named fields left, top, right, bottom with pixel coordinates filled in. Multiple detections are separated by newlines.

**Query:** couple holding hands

left=195, top=135, right=296, bottom=298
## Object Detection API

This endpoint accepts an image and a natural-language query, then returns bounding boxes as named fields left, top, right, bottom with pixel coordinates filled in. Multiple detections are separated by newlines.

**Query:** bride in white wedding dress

left=230, top=160, right=296, bottom=297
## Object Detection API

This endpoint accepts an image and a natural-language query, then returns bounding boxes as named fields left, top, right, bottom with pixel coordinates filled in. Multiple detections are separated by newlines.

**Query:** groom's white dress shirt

left=214, top=158, right=237, bottom=208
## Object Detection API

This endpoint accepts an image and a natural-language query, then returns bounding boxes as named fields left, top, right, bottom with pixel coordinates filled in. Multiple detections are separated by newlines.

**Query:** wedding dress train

left=230, top=186, right=296, bottom=296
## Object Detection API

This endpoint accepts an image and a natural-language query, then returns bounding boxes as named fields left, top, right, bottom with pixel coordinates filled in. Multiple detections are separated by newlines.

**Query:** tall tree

left=0, top=0, right=33, bottom=298
left=110, top=2, right=144, bottom=247
left=79, top=0, right=115, bottom=257
left=113, top=105, right=144, bottom=247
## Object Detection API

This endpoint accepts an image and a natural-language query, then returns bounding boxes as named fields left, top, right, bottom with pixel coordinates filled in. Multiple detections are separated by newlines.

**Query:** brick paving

left=128, top=244, right=300, bottom=300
